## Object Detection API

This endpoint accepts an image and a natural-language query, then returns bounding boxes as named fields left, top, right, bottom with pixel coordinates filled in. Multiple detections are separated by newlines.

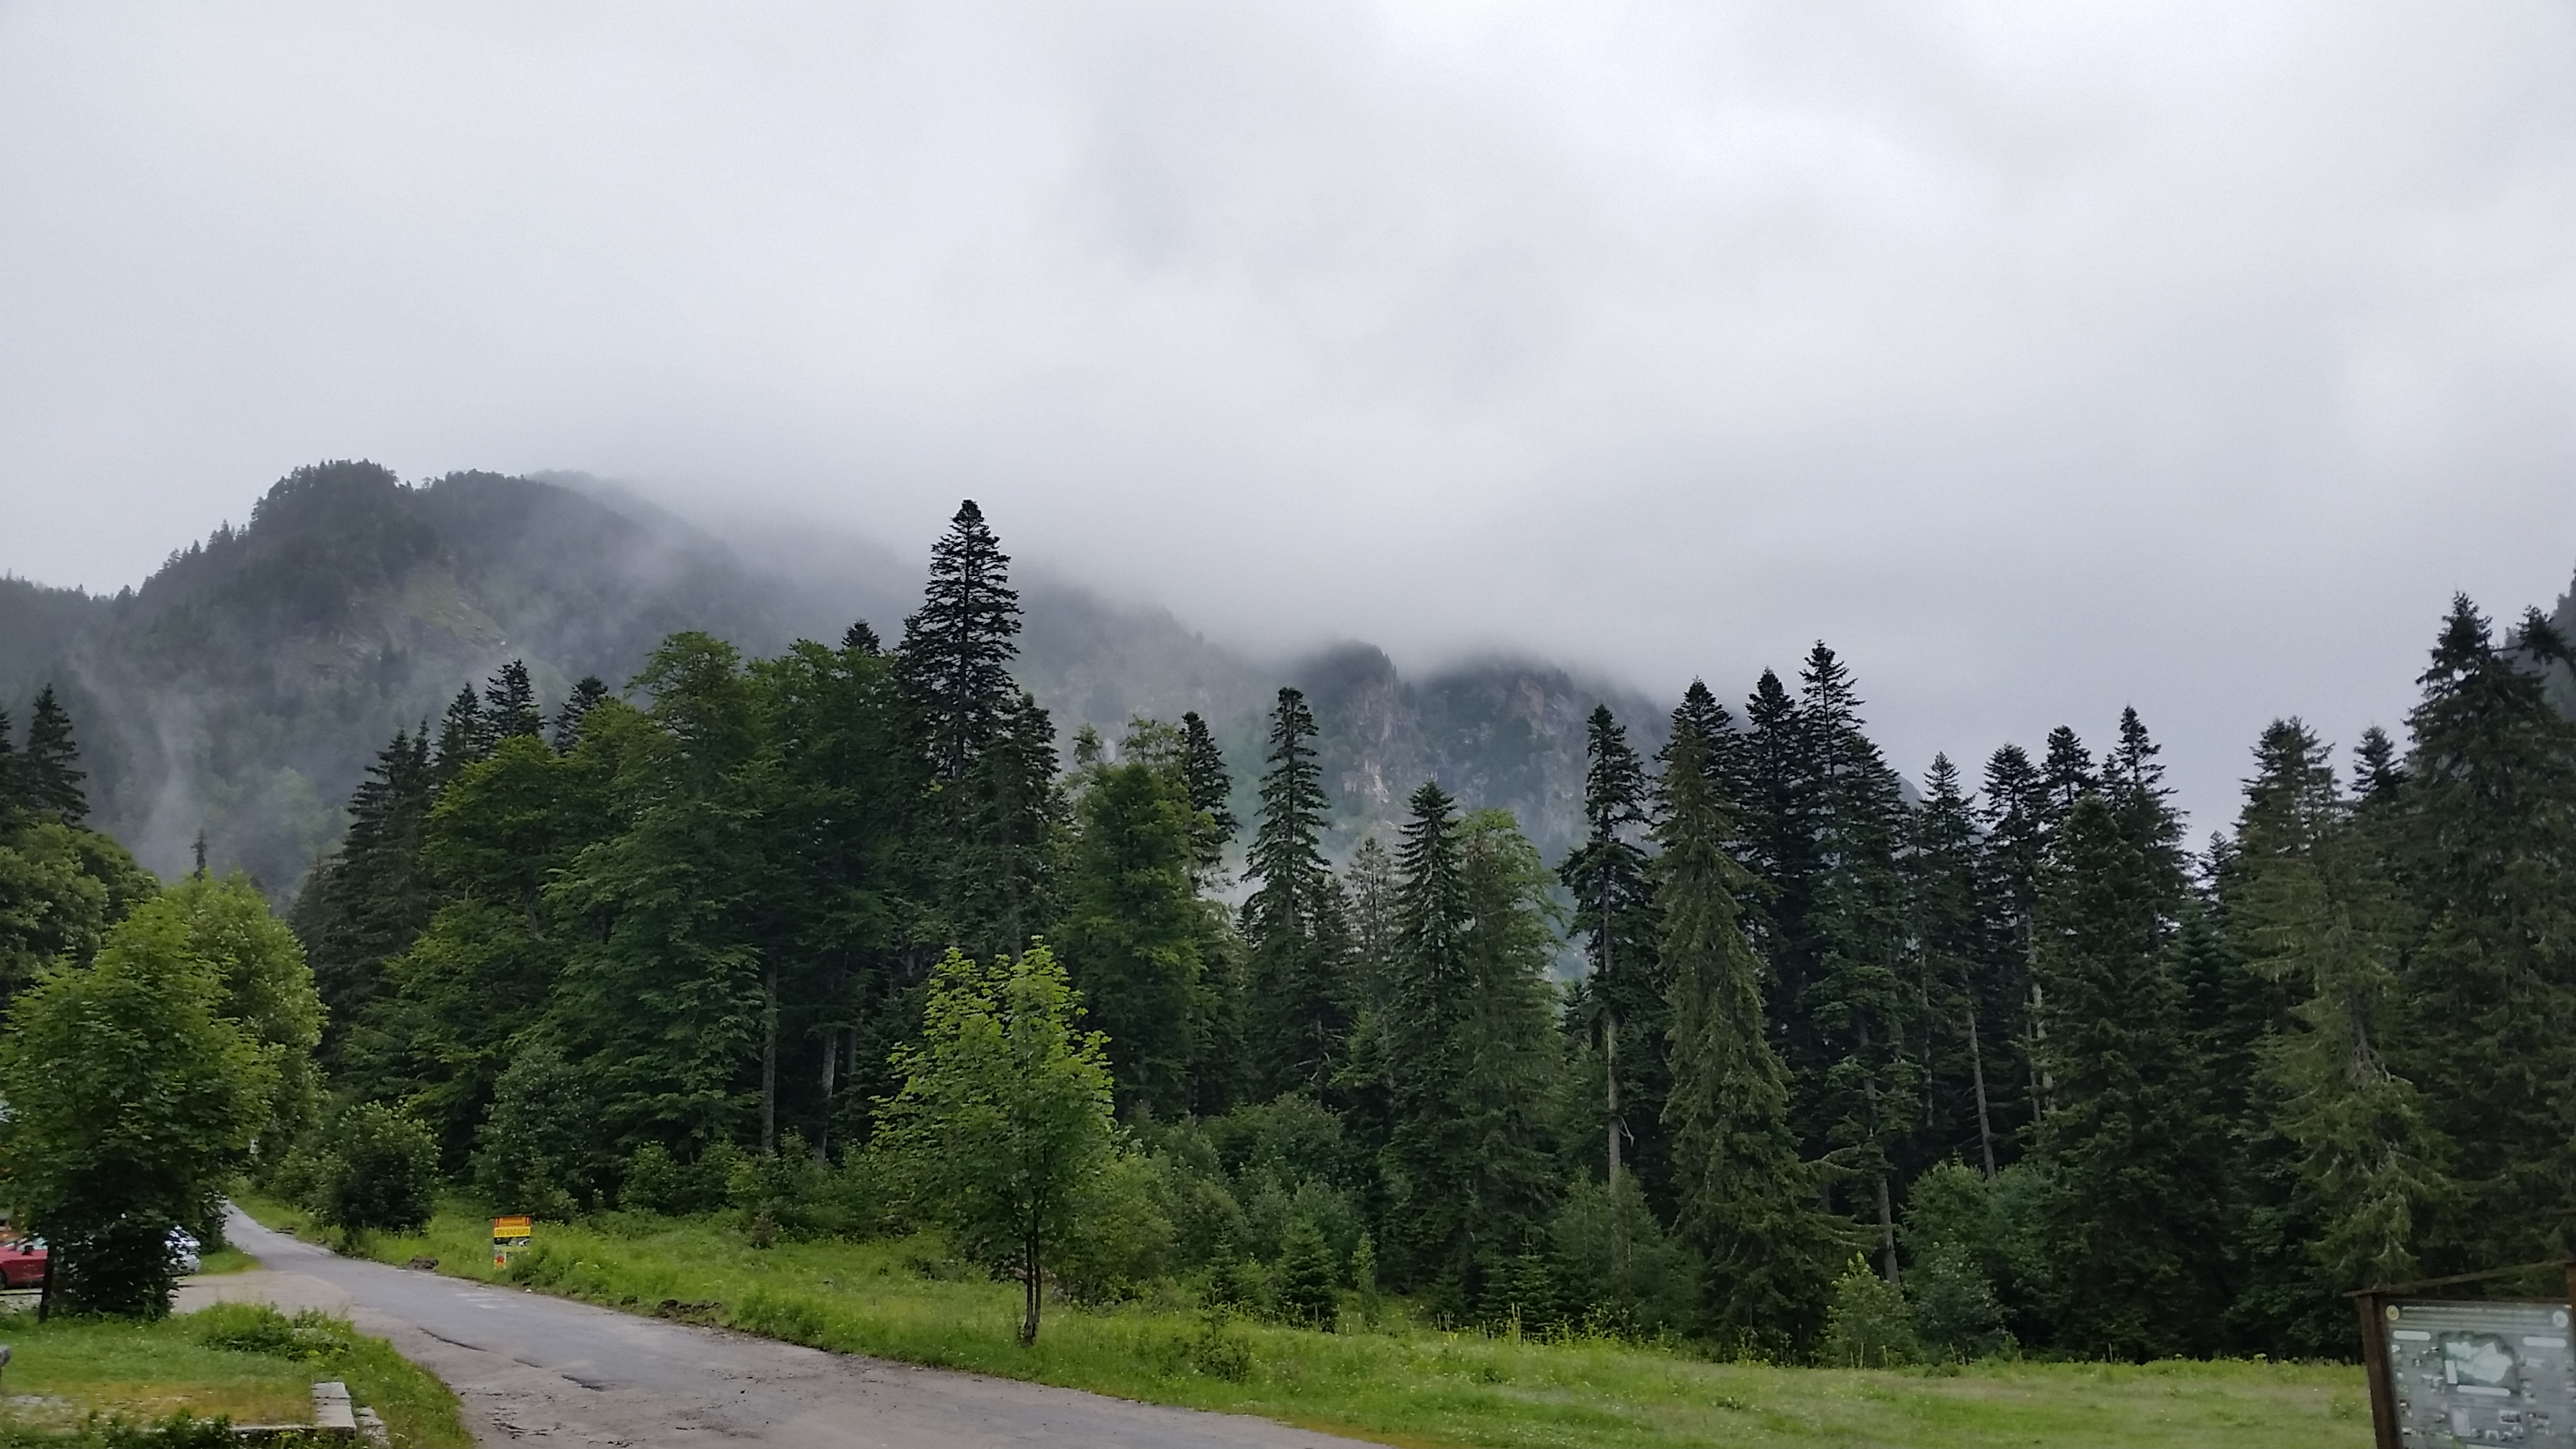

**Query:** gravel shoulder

left=202, top=1210, right=1378, bottom=1448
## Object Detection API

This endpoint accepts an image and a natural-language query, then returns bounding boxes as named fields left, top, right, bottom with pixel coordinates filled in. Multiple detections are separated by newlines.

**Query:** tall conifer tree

left=1241, top=688, right=1352, bottom=1099
left=1906, top=753, right=2003, bottom=1179
left=552, top=676, right=609, bottom=751
left=900, top=500, right=1022, bottom=785
left=1792, top=644, right=1915, bottom=1281
left=1979, top=743, right=2046, bottom=1126
left=1060, top=723, right=1202, bottom=1118
left=2233, top=718, right=2443, bottom=1317
left=1179, top=711, right=1237, bottom=882
left=21, top=686, right=88, bottom=825
left=2391, top=600, right=2576, bottom=1271
left=1657, top=716, right=1837, bottom=1347
left=1562, top=706, right=1663, bottom=1198
left=483, top=661, right=543, bottom=745
left=1382, top=782, right=1562, bottom=1315
left=2030, top=715, right=2222, bottom=1358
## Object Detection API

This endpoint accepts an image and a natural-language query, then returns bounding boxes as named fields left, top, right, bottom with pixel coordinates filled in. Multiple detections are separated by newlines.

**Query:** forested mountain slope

left=0, top=461, right=1650, bottom=889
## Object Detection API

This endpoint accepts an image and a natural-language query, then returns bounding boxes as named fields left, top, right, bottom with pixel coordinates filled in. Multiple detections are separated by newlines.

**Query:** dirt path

left=202, top=1210, right=1378, bottom=1448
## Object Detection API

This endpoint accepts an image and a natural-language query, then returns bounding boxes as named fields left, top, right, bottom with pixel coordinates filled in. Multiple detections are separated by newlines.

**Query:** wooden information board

left=2356, top=1263, right=2576, bottom=1449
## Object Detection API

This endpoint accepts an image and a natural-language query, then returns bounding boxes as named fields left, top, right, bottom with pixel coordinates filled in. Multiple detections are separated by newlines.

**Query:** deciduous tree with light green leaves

left=0, top=894, right=276, bottom=1317
left=874, top=942, right=1115, bottom=1346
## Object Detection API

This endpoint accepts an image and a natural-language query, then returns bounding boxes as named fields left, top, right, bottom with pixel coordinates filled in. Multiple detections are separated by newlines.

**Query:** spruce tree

left=552, top=676, right=609, bottom=751
left=2031, top=762, right=2222, bottom=1357
left=2391, top=599, right=2576, bottom=1271
left=483, top=660, right=543, bottom=744
left=2039, top=726, right=2095, bottom=818
left=1978, top=743, right=2046, bottom=1128
left=1657, top=718, right=1837, bottom=1348
left=1378, top=784, right=1565, bottom=1316
left=1562, top=705, right=1664, bottom=1200
left=1906, top=753, right=2003, bottom=1179
left=432, top=687, right=484, bottom=782
left=21, top=686, right=88, bottom=826
left=1060, top=723, right=1203, bottom=1118
left=0, top=703, right=15, bottom=815
left=1792, top=644, right=1915, bottom=1281
left=2232, top=718, right=2443, bottom=1319
left=1241, top=688, right=1353, bottom=1100
left=900, top=500, right=1022, bottom=785
left=292, top=724, right=436, bottom=1064
left=1179, top=711, right=1238, bottom=881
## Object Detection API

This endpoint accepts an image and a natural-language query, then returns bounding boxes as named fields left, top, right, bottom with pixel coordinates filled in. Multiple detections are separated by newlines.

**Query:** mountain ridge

left=0, top=462, right=1662, bottom=889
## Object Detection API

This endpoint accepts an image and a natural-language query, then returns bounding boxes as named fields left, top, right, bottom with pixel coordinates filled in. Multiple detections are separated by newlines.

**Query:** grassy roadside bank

left=0, top=1302, right=470, bottom=1447
left=238, top=1195, right=2364, bottom=1449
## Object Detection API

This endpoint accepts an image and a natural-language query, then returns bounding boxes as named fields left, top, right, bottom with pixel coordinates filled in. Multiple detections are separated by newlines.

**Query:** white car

left=168, top=1229, right=201, bottom=1275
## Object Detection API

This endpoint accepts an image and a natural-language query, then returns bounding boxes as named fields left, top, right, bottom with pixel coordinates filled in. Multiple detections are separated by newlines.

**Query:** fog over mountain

left=0, top=464, right=1657, bottom=889
left=9, top=4, right=2576, bottom=833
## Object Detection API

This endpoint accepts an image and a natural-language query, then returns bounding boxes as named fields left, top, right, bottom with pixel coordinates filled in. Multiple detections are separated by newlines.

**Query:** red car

left=0, top=1239, right=46, bottom=1290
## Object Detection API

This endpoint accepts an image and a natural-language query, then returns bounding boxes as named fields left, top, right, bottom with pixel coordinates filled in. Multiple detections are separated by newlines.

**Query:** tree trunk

left=1876, top=1171, right=1900, bottom=1286
left=762, top=964, right=779, bottom=1155
left=1962, top=968, right=1998, bottom=1181
left=1020, top=1233, right=1042, bottom=1346
left=817, top=1031, right=837, bottom=1159
left=1604, top=1008, right=1621, bottom=1193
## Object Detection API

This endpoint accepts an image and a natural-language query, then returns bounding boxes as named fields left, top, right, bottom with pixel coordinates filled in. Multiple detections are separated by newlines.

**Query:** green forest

left=8, top=493, right=2576, bottom=1366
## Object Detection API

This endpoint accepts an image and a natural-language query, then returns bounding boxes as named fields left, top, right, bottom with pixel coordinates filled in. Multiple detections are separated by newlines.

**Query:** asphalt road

left=208, top=1210, right=1375, bottom=1448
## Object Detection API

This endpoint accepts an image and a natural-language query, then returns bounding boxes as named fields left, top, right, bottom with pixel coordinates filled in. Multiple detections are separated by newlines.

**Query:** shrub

left=620, top=1140, right=742, bottom=1217
left=1271, top=1216, right=1339, bottom=1329
left=308, top=1103, right=441, bottom=1235
left=1546, top=1175, right=1698, bottom=1337
left=1818, top=1255, right=1919, bottom=1368
left=1058, top=1151, right=1174, bottom=1304
left=193, top=1301, right=357, bottom=1363
left=471, top=1043, right=599, bottom=1219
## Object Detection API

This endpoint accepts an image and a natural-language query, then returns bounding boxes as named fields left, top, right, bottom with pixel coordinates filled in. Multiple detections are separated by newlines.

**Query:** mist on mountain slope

left=0, top=462, right=1660, bottom=892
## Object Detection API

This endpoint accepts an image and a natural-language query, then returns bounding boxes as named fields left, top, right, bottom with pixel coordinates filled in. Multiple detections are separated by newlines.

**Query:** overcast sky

left=6, top=2, right=2576, bottom=830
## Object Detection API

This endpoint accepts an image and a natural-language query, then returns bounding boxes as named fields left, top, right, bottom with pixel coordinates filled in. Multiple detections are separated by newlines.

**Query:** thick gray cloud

left=6, top=1, right=2576, bottom=829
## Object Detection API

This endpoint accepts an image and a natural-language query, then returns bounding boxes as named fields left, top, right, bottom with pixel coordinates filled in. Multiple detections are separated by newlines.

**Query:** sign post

left=491, top=1215, right=533, bottom=1270
left=2355, top=1260, right=2576, bottom=1449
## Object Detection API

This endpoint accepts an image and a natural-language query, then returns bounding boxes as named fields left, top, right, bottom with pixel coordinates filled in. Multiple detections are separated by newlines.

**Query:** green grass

left=236, top=1195, right=2366, bottom=1448
left=0, top=1312, right=312, bottom=1428
left=189, top=1248, right=255, bottom=1278
left=0, top=1301, right=468, bottom=1447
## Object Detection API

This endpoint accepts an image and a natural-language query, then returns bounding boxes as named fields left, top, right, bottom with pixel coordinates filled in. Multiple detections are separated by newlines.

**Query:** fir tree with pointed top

left=2227, top=717, right=2443, bottom=1346
left=21, top=686, right=88, bottom=826
left=2351, top=724, right=2402, bottom=802
left=2039, top=726, right=2095, bottom=821
left=1241, top=687, right=1352, bottom=1100
left=1791, top=643, right=1915, bottom=1282
left=842, top=620, right=882, bottom=655
left=1563, top=705, right=1664, bottom=1202
left=432, top=687, right=484, bottom=782
left=1382, top=782, right=1563, bottom=1314
left=900, top=500, right=1023, bottom=785
left=2390, top=598, right=2576, bottom=1271
left=483, top=661, right=542, bottom=745
left=2030, top=713, right=2222, bottom=1358
left=1978, top=742, right=2046, bottom=1129
left=551, top=676, right=609, bottom=752
left=1657, top=714, right=1838, bottom=1348
left=1179, top=710, right=1237, bottom=881
left=1908, top=752, right=2005, bottom=1180
left=292, top=723, right=440, bottom=1063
